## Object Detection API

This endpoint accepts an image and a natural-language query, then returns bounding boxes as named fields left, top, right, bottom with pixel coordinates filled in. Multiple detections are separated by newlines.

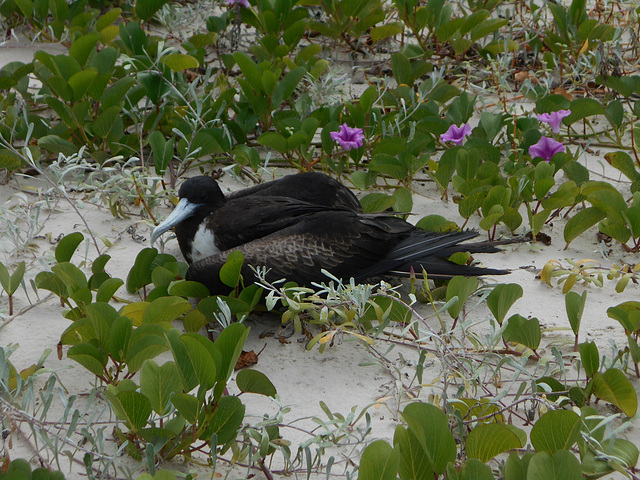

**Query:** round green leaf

left=359, top=440, right=400, bottom=480
left=467, top=423, right=524, bottom=462
left=486, top=283, right=523, bottom=325
left=219, top=250, right=244, bottom=288
left=162, top=53, right=199, bottom=71
left=503, top=314, right=541, bottom=350
left=591, top=368, right=638, bottom=417
left=55, top=232, right=85, bottom=263
left=526, top=450, right=582, bottom=480
left=140, top=360, right=182, bottom=415
left=530, top=409, right=580, bottom=454
left=236, top=369, right=277, bottom=397
left=116, top=390, right=151, bottom=431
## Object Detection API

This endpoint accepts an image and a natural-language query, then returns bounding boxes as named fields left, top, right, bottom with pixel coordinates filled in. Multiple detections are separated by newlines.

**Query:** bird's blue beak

left=150, top=198, right=199, bottom=245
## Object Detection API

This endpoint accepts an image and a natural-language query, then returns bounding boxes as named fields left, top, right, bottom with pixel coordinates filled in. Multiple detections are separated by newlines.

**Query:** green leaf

left=233, top=52, right=262, bottom=93
left=126, top=247, right=158, bottom=293
left=591, top=368, right=638, bottom=417
left=393, top=187, right=413, bottom=213
left=581, top=437, right=640, bottom=478
left=466, top=423, right=524, bottom=462
left=370, top=154, right=408, bottom=181
left=458, top=190, right=486, bottom=219
left=167, top=280, right=210, bottom=299
left=445, top=276, right=478, bottom=319
left=69, top=33, right=99, bottom=67
left=180, top=334, right=217, bottom=390
left=136, top=0, right=168, bottom=21
left=219, top=250, right=244, bottom=288
left=272, top=67, right=305, bottom=108
left=125, top=326, right=168, bottom=372
left=578, top=341, right=599, bottom=377
left=371, top=22, right=404, bottom=43
left=236, top=369, right=277, bottom=397
left=360, top=193, right=395, bottom=213
left=588, top=188, right=627, bottom=225
left=162, top=53, right=199, bottom=71
left=503, top=314, right=541, bottom=351
left=68, top=343, right=105, bottom=377
left=51, top=262, right=88, bottom=291
left=395, top=402, right=456, bottom=477
left=139, top=360, right=182, bottom=415
left=530, top=409, right=580, bottom=453
left=165, top=329, right=199, bottom=392
left=68, top=68, right=98, bottom=101
left=605, top=99, right=624, bottom=128
left=391, top=52, right=413, bottom=86
left=38, top=135, right=78, bottom=156
left=213, top=323, right=250, bottom=389
left=35, top=271, right=68, bottom=298
left=96, top=278, right=124, bottom=303
left=204, top=395, right=245, bottom=447
left=526, top=450, right=582, bottom=480
left=55, top=232, right=85, bottom=263
left=359, top=440, right=400, bottom=480
left=0, top=261, right=25, bottom=296
left=486, top=283, right=523, bottom=325
left=565, top=98, right=605, bottom=125
left=470, top=17, right=508, bottom=41
left=92, top=106, right=121, bottom=139
left=258, top=132, right=288, bottom=154
left=171, top=393, right=199, bottom=424
left=351, top=170, right=378, bottom=190
left=565, top=290, right=587, bottom=336
left=0, top=149, right=24, bottom=171
left=606, top=303, right=640, bottom=333
left=415, top=215, right=458, bottom=233
left=604, top=151, right=640, bottom=182
left=108, top=315, right=132, bottom=362
left=142, top=296, right=191, bottom=325
left=447, top=459, right=494, bottom=480
left=563, top=207, right=606, bottom=247
left=116, top=390, right=152, bottom=431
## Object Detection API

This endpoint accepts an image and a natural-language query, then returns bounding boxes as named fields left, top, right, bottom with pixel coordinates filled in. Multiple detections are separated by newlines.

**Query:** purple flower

left=227, top=0, right=250, bottom=7
left=528, top=136, right=565, bottom=162
left=330, top=123, right=365, bottom=151
left=537, top=109, right=571, bottom=134
left=440, top=123, right=472, bottom=146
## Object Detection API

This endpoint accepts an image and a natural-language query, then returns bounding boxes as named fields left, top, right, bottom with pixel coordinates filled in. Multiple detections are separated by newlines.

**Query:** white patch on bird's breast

left=190, top=224, right=221, bottom=262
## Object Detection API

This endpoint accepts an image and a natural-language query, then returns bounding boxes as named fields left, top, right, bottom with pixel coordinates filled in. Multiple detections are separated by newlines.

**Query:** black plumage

left=151, top=172, right=521, bottom=295
left=184, top=210, right=519, bottom=294
left=150, top=172, right=361, bottom=263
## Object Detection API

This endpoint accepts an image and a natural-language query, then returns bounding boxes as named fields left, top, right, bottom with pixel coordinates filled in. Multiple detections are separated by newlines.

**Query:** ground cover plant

left=1, top=0, right=640, bottom=478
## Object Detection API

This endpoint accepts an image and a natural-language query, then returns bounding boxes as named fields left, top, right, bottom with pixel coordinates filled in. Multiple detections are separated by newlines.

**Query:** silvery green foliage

left=0, top=345, right=131, bottom=478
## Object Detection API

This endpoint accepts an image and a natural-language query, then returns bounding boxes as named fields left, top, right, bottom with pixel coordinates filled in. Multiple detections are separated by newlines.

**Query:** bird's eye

left=199, top=193, right=207, bottom=201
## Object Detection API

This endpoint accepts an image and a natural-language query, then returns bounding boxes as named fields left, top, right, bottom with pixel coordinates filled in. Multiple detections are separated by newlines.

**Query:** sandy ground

left=1, top=40, right=640, bottom=479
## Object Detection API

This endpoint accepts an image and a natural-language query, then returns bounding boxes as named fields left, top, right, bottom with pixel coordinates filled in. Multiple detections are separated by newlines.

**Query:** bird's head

left=150, top=176, right=225, bottom=245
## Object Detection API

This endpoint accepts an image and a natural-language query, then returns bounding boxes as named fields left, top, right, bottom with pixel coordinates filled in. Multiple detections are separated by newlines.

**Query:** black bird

left=184, top=210, right=520, bottom=294
left=150, top=172, right=361, bottom=264
left=151, top=172, right=520, bottom=295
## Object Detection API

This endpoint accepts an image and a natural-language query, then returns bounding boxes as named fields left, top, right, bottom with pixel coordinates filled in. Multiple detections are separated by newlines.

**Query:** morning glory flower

left=537, top=109, right=571, bottom=134
left=528, top=136, right=565, bottom=162
left=440, top=123, right=472, bottom=146
left=227, top=0, right=250, bottom=7
left=330, top=124, right=365, bottom=151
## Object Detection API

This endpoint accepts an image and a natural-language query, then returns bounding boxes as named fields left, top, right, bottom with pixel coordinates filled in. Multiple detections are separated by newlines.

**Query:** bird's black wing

left=186, top=211, right=405, bottom=294
left=225, top=172, right=362, bottom=212
left=208, top=196, right=355, bottom=251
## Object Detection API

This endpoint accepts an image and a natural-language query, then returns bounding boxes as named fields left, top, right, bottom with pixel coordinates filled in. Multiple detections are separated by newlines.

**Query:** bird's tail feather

left=356, top=231, right=523, bottom=281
